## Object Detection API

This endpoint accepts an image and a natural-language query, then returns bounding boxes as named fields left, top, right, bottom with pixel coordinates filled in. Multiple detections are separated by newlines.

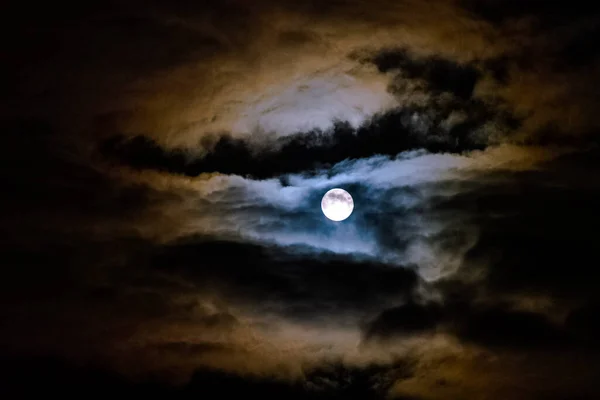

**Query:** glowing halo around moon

left=321, top=188, right=354, bottom=221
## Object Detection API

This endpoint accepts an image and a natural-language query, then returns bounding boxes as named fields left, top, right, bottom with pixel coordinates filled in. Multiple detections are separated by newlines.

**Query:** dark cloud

left=454, top=306, right=569, bottom=349
left=565, top=302, right=600, bottom=344
left=363, top=299, right=571, bottom=350
left=558, top=24, right=600, bottom=68
left=0, top=356, right=417, bottom=399
left=98, top=114, right=475, bottom=178
left=303, top=360, right=415, bottom=399
left=462, top=0, right=600, bottom=26
left=4, top=0, right=600, bottom=398
left=450, top=154, right=600, bottom=298
left=100, top=103, right=511, bottom=179
left=98, top=48, right=532, bottom=179
left=368, top=49, right=481, bottom=100
left=363, top=302, right=442, bottom=341
left=149, top=239, right=421, bottom=320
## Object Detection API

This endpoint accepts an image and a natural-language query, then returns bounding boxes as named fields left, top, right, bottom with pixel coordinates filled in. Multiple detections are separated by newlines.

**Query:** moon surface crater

left=321, top=188, right=354, bottom=221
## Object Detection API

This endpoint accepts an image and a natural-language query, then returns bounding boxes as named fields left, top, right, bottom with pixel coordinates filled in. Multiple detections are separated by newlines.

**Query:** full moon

left=321, top=188, right=354, bottom=221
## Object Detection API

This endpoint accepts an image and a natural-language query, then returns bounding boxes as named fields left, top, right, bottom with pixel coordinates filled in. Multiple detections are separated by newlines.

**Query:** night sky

left=3, top=1, right=600, bottom=399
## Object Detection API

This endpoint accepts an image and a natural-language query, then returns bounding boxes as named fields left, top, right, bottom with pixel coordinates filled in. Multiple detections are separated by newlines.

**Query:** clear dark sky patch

left=461, top=0, right=600, bottom=26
